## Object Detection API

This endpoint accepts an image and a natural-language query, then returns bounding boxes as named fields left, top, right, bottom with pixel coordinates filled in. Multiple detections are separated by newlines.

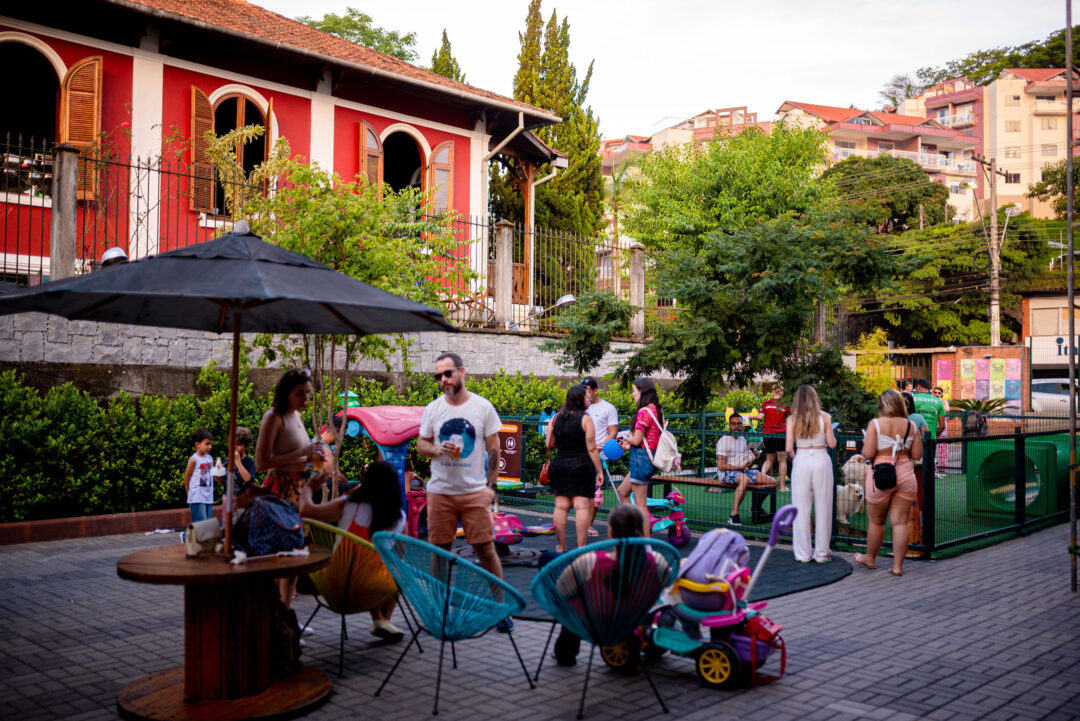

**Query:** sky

left=252, top=0, right=1068, bottom=139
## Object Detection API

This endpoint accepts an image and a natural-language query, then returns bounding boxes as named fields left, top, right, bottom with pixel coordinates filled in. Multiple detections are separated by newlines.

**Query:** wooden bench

left=652, top=473, right=778, bottom=524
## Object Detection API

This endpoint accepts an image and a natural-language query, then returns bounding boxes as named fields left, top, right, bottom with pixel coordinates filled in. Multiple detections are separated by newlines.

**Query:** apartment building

left=776, top=101, right=979, bottom=220
left=893, top=70, right=1079, bottom=219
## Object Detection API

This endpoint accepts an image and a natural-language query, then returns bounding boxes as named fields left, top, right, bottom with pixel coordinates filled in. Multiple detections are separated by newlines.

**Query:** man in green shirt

left=912, top=379, right=945, bottom=437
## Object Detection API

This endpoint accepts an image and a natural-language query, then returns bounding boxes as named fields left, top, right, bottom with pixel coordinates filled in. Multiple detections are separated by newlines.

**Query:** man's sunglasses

left=433, top=369, right=457, bottom=380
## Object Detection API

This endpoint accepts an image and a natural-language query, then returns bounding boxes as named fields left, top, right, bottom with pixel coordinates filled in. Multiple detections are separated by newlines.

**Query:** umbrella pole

left=225, top=312, right=241, bottom=555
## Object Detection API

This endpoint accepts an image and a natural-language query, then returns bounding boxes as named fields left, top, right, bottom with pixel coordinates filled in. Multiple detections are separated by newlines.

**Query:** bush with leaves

left=538, top=290, right=634, bottom=375
left=777, top=345, right=877, bottom=431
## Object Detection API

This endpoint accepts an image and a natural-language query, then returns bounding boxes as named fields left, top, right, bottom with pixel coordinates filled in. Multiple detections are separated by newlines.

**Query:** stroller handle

left=768, top=504, right=797, bottom=546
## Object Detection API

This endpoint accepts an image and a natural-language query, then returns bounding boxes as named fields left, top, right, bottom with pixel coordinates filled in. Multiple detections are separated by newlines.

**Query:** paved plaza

left=0, top=524, right=1077, bottom=721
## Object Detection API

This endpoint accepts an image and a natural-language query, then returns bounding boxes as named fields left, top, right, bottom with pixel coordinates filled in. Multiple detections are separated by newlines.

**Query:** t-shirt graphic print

left=420, top=393, right=502, bottom=495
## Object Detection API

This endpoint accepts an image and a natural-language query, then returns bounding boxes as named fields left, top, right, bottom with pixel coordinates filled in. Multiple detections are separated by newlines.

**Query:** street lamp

left=507, top=293, right=576, bottom=331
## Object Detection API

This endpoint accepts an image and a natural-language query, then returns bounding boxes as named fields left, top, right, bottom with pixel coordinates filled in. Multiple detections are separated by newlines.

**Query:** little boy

left=233, top=426, right=257, bottom=493
left=183, top=429, right=215, bottom=523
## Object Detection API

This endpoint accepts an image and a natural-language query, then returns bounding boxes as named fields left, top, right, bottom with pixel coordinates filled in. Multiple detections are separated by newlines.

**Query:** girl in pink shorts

left=854, top=390, right=924, bottom=576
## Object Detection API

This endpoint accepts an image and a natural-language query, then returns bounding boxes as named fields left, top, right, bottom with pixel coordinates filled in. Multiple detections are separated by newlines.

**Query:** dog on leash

left=836, top=483, right=865, bottom=524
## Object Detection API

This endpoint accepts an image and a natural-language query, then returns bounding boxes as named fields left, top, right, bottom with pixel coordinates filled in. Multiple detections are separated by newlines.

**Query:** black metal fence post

left=1014, top=427, right=1026, bottom=532
left=923, top=431, right=936, bottom=559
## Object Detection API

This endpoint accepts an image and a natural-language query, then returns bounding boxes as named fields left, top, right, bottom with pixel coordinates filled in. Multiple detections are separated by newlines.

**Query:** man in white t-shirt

left=582, top=377, right=619, bottom=536
left=715, top=415, right=774, bottom=525
left=418, top=352, right=504, bottom=581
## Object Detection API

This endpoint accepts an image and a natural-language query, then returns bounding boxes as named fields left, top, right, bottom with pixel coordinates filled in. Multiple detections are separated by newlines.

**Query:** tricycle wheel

left=600, top=634, right=640, bottom=675
left=695, top=641, right=741, bottom=689
left=667, top=524, right=691, bottom=547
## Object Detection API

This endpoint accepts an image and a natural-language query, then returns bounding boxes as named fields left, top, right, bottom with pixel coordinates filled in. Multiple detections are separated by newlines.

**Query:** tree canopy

left=430, top=29, right=465, bottom=82
left=896, top=25, right=1080, bottom=91
left=822, top=154, right=951, bottom=232
left=1027, top=157, right=1080, bottom=219
left=623, top=124, right=834, bottom=254
left=300, top=7, right=418, bottom=62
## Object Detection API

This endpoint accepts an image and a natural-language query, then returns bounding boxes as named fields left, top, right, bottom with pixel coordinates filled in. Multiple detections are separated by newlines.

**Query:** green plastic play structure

left=965, top=434, right=1074, bottom=517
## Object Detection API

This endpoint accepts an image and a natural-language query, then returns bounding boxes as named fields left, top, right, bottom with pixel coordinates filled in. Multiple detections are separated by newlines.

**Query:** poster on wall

left=936, top=359, right=953, bottom=399
left=989, top=358, right=1006, bottom=400
left=1004, top=357, right=1022, bottom=412
left=960, top=358, right=976, bottom=399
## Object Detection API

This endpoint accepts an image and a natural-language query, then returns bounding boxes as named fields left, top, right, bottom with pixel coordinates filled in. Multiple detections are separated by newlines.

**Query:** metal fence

left=496, top=412, right=1074, bottom=559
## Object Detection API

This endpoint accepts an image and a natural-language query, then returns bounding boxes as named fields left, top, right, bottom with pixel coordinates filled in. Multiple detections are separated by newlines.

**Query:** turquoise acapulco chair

left=371, top=531, right=535, bottom=715
left=530, top=537, right=682, bottom=718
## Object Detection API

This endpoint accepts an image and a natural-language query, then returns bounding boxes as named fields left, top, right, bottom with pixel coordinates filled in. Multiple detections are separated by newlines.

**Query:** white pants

left=791, top=449, right=834, bottom=562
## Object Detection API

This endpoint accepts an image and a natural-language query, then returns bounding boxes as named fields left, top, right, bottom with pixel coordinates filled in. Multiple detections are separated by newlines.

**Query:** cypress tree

left=513, top=0, right=544, bottom=106
left=430, top=29, right=466, bottom=83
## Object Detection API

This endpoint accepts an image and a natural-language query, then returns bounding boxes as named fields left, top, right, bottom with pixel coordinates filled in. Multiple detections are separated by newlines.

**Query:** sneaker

left=728, top=514, right=742, bottom=526
left=706, top=487, right=723, bottom=494
left=299, top=638, right=306, bottom=647
left=301, top=626, right=314, bottom=637
left=496, top=617, right=514, bottom=633
left=371, top=619, right=404, bottom=642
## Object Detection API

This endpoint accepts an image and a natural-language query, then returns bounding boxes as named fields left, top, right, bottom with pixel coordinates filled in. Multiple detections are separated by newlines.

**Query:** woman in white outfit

left=785, top=385, right=837, bottom=563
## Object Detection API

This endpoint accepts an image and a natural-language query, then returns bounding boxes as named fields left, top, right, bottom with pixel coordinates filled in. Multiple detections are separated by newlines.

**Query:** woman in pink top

left=616, top=377, right=664, bottom=537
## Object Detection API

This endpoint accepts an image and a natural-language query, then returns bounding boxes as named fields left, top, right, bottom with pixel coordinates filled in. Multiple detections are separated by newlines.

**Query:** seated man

left=715, top=415, right=775, bottom=525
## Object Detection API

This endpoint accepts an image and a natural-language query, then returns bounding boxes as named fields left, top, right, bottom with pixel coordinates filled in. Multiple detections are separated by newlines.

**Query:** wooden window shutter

left=190, top=86, right=214, bottom=212
left=358, top=122, right=383, bottom=187
left=429, top=141, right=453, bottom=215
left=59, top=56, right=102, bottom=201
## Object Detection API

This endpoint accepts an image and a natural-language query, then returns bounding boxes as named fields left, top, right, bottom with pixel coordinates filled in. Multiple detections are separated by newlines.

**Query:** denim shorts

left=628, top=445, right=656, bottom=485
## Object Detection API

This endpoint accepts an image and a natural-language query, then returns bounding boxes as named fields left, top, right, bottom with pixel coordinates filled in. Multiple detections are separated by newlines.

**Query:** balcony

left=939, top=112, right=974, bottom=128
left=1034, top=99, right=1079, bottom=115
left=832, top=147, right=976, bottom=175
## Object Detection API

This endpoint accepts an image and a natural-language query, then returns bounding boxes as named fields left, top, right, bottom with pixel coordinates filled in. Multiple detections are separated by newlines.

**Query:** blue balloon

left=603, top=438, right=624, bottom=461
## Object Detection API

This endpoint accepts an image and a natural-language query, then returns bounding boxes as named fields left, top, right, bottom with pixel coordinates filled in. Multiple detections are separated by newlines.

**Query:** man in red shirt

left=754, top=384, right=790, bottom=491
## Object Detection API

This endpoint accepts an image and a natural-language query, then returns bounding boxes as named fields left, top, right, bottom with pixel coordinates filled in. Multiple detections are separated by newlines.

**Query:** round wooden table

left=116, top=544, right=331, bottom=721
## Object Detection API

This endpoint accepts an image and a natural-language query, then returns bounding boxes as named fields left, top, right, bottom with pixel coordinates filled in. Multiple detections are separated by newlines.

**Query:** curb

left=0, top=506, right=223, bottom=546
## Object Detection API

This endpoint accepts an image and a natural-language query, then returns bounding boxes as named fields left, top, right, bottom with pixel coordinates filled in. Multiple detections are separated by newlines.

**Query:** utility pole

left=918, top=203, right=925, bottom=230
left=1065, top=0, right=1076, bottom=594
left=972, top=152, right=1008, bottom=346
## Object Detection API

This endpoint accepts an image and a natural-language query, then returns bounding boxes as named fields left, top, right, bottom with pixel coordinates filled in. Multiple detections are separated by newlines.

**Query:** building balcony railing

left=832, top=147, right=976, bottom=175
left=1033, top=99, right=1078, bottom=115
left=939, top=112, right=974, bottom=127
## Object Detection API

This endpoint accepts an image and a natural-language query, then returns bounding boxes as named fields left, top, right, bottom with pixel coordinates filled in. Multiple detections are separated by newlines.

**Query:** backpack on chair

left=642, top=406, right=681, bottom=473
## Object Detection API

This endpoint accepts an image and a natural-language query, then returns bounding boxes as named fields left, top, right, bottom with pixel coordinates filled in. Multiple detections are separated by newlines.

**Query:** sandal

left=587, top=527, right=599, bottom=537
left=853, top=552, right=876, bottom=570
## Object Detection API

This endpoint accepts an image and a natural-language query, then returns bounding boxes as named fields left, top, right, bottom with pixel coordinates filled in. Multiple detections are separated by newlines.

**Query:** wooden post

left=629, top=242, right=645, bottom=340
left=49, top=143, right=79, bottom=279
left=494, top=219, right=514, bottom=328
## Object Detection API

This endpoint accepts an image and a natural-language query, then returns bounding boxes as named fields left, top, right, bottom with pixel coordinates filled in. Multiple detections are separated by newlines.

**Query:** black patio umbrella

left=0, top=222, right=454, bottom=549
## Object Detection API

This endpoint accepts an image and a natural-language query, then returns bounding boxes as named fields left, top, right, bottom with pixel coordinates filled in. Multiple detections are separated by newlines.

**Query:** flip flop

left=587, top=528, right=599, bottom=537
left=853, top=552, right=876, bottom=570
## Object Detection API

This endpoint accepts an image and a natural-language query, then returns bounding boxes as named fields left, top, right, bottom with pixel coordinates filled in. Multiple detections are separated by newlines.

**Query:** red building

left=1, top=0, right=560, bottom=282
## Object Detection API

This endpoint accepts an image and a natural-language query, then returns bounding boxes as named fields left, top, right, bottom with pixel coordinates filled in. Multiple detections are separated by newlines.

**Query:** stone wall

left=0, top=313, right=666, bottom=397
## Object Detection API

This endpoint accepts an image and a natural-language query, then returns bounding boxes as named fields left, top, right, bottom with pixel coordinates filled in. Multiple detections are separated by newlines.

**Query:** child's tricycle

left=602, top=504, right=797, bottom=688
left=641, top=488, right=690, bottom=547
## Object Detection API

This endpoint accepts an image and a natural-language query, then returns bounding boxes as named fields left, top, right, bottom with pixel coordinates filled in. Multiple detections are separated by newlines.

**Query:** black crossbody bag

left=872, top=420, right=911, bottom=490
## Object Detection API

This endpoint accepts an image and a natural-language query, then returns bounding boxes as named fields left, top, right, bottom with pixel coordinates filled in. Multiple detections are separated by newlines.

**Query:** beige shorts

left=426, top=488, right=495, bottom=546
left=866, top=456, right=917, bottom=505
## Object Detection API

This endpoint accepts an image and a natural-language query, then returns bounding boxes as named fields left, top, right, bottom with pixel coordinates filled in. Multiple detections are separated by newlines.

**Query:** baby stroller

left=602, top=504, right=796, bottom=689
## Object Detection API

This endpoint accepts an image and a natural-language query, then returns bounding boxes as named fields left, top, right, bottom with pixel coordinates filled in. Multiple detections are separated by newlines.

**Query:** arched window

left=189, top=85, right=271, bottom=215
left=429, top=141, right=453, bottom=215
left=359, top=121, right=383, bottom=187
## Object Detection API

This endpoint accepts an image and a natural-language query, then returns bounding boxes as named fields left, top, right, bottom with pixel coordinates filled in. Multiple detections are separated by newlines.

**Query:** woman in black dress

left=546, top=385, right=605, bottom=553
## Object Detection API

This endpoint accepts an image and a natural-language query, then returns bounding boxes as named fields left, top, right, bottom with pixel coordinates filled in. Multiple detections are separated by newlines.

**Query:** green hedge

left=0, top=367, right=770, bottom=522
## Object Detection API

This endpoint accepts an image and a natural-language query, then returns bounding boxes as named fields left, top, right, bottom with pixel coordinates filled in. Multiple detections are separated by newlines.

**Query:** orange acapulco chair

left=301, top=519, right=421, bottom=677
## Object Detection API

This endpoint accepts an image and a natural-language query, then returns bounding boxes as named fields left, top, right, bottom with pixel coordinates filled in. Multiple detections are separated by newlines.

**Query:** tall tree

left=910, top=26, right=1080, bottom=88
left=430, top=29, right=465, bottom=82
left=1027, top=157, right=1080, bottom=218
left=878, top=73, right=922, bottom=108
left=300, top=7, right=418, bottom=63
left=512, top=0, right=544, bottom=106
left=822, top=154, right=951, bottom=232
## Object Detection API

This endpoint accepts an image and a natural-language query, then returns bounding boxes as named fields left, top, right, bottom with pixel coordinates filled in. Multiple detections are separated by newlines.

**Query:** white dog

left=836, top=483, right=865, bottom=524
left=842, top=454, right=868, bottom=487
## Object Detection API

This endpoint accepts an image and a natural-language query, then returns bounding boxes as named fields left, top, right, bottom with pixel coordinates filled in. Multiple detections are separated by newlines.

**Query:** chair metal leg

left=399, top=593, right=424, bottom=654
left=504, top=629, right=535, bottom=690
left=534, top=621, right=558, bottom=682
left=433, top=638, right=447, bottom=716
left=450, top=640, right=457, bottom=669
left=577, top=644, right=596, bottom=719
left=374, top=631, right=418, bottom=697
left=639, top=653, right=669, bottom=714
left=338, top=613, right=346, bottom=678
left=302, top=600, right=323, bottom=634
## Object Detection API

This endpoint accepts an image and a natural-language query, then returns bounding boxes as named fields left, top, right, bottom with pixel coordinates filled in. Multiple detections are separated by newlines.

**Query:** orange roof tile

left=108, top=0, right=558, bottom=121
left=779, top=101, right=863, bottom=123
left=1003, top=68, right=1072, bottom=82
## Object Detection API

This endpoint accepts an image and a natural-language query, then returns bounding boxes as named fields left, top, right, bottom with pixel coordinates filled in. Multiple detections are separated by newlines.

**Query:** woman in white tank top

left=854, top=389, right=924, bottom=576
left=785, top=386, right=837, bottom=563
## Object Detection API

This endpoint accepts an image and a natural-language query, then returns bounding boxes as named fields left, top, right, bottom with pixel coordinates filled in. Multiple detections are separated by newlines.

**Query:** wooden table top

left=117, top=544, right=330, bottom=585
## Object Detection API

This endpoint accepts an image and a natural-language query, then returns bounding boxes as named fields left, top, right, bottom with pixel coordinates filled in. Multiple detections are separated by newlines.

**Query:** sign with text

left=497, top=422, right=522, bottom=483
